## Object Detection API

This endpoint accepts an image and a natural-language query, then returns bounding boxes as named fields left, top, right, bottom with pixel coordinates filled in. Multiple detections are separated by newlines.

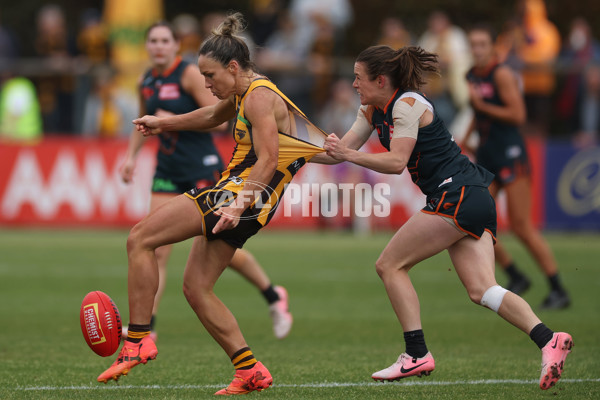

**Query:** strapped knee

left=480, top=285, right=508, bottom=313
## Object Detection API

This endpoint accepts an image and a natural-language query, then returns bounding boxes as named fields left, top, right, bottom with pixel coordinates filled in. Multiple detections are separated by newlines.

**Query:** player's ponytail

left=356, top=45, right=439, bottom=91
left=199, top=12, right=255, bottom=71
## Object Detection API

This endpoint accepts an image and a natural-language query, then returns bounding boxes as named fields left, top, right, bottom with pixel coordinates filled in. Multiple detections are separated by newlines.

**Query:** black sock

left=150, top=315, right=156, bottom=331
left=230, top=346, right=257, bottom=370
left=261, top=285, right=280, bottom=305
left=548, top=274, right=564, bottom=292
left=529, top=323, right=554, bottom=349
left=404, top=329, right=428, bottom=358
left=127, top=323, right=152, bottom=343
left=505, top=263, right=524, bottom=280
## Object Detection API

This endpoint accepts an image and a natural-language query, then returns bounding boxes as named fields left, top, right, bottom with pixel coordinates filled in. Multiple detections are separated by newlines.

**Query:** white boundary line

left=16, top=378, right=600, bottom=391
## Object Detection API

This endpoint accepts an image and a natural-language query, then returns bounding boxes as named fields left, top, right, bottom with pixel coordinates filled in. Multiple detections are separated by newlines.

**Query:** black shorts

left=477, top=142, right=529, bottom=186
left=422, top=185, right=497, bottom=241
left=184, top=186, right=263, bottom=249
left=152, top=170, right=221, bottom=194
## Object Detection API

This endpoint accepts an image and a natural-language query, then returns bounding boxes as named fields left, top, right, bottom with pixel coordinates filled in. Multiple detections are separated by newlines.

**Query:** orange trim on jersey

left=408, top=152, right=422, bottom=185
left=152, top=56, right=182, bottom=78
left=382, top=88, right=400, bottom=114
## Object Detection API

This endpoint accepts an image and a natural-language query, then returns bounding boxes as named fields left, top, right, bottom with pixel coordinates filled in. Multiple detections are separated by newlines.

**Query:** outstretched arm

left=182, top=64, right=230, bottom=132
left=311, top=129, right=371, bottom=164
left=311, top=105, right=373, bottom=164
left=133, top=97, right=236, bottom=136
left=324, top=133, right=415, bottom=174
left=323, top=98, right=420, bottom=174
left=120, top=85, right=148, bottom=183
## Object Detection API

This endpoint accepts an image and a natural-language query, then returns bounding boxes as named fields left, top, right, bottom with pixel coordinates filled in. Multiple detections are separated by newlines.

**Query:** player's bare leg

left=504, top=177, right=569, bottom=309
left=149, top=193, right=177, bottom=317
left=372, top=212, right=464, bottom=381
left=229, top=249, right=271, bottom=289
left=183, top=236, right=244, bottom=354
left=449, top=231, right=572, bottom=390
left=98, top=195, right=203, bottom=382
left=449, top=232, right=540, bottom=333
left=127, top=195, right=203, bottom=325
left=122, top=193, right=175, bottom=341
left=229, top=249, right=293, bottom=339
left=375, top=212, right=465, bottom=331
left=184, top=237, right=273, bottom=395
left=488, top=182, right=531, bottom=295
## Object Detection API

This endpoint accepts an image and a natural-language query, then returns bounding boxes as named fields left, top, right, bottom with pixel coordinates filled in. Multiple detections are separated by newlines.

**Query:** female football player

left=119, top=21, right=292, bottom=342
left=463, top=25, right=569, bottom=309
left=315, top=44, right=573, bottom=391
left=99, top=13, right=324, bottom=394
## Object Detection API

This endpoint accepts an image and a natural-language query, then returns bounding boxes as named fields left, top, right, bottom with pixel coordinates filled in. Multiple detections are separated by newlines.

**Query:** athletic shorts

left=421, top=185, right=497, bottom=242
left=184, top=186, right=263, bottom=249
left=152, top=170, right=221, bottom=194
left=477, top=142, right=529, bottom=186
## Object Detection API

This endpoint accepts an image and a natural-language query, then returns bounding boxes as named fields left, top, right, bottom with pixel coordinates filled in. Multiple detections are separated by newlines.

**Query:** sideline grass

left=0, top=229, right=598, bottom=399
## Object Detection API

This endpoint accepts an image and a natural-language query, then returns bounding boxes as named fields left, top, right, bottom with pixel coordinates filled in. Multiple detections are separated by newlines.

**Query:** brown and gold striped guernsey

left=202, top=78, right=326, bottom=226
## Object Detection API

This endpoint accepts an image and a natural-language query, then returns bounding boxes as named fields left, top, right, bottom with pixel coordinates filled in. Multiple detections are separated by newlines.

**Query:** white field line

left=16, top=378, right=600, bottom=391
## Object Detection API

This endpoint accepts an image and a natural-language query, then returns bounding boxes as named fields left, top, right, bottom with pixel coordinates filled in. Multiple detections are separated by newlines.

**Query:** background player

left=314, top=44, right=572, bottom=390
left=463, top=25, right=570, bottom=309
left=119, top=21, right=292, bottom=341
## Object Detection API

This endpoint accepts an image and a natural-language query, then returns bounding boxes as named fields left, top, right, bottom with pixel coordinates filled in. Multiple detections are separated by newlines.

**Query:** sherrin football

left=80, top=291, right=122, bottom=357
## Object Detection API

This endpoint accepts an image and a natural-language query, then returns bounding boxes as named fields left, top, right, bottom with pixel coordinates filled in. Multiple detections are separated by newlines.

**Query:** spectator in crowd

left=377, top=16, right=412, bottom=50
left=576, top=64, right=600, bottom=146
left=417, top=10, right=472, bottom=129
left=172, top=14, right=202, bottom=64
left=554, top=17, right=600, bottom=142
left=80, top=65, right=119, bottom=137
left=0, top=7, right=19, bottom=61
left=248, top=0, right=285, bottom=46
left=76, top=8, right=110, bottom=65
left=307, top=14, right=337, bottom=110
left=288, top=0, right=353, bottom=58
left=496, top=0, right=561, bottom=136
left=73, top=8, right=111, bottom=134
left=255, top=11, right=313, bottom=115
left=33, top=4, right=77, bottom=134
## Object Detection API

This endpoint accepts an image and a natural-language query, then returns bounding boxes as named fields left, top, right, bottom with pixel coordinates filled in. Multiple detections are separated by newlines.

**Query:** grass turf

left=0, top=228, right=598, bottom=399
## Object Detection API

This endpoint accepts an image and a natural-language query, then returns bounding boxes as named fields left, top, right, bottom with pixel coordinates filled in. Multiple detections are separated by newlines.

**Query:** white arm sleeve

left=391, top=98, right=429, bottom=140
left=349, top=105, right=374, bottom=141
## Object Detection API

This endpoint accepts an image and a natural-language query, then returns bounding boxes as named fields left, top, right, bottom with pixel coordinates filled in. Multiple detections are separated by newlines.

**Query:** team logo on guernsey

left=236, top=129, right=246, bottom=140
left=229, top=176, right=244, bottom=185
left=206, top=179, right=280, bottom=221
left=158, top=83, right=180, bottom=100
left=478, top=82, right=495, bottom=98
left=142, top=87, right=154, bottom=100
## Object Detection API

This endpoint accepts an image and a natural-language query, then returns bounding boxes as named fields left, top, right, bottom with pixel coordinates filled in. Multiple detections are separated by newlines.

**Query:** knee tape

left=480, top=285, right=508, bottom=312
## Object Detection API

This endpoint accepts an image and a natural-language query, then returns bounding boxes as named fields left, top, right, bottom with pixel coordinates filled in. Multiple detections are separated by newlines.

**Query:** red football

left=80, top=291, right=122, bottom=357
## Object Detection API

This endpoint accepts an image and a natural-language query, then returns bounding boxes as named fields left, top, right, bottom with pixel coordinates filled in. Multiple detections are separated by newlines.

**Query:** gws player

left=316, top=45, right=573, bottom=390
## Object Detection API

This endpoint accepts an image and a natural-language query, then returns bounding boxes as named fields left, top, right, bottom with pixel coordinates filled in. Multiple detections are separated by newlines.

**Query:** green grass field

left=0, top=228, right=598, bottom=399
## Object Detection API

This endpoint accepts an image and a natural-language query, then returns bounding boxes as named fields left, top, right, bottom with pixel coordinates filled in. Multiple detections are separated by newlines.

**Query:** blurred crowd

left=0, top=0, right=599, bottom=146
